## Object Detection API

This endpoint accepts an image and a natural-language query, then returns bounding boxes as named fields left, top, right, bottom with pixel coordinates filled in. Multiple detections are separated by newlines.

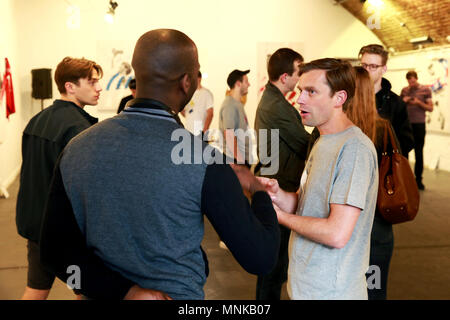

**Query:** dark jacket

left=16, top=99, right=98, bottom=242
left=375, top=78, right=414, bottom=156
left=254, top=82, right=310, bottom=192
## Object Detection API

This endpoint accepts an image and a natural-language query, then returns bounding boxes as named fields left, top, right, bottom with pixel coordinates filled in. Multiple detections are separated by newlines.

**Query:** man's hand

left=230, top=164, right=265, bottom=195
left=124, top=285, right=173, bottom=300
left=256, top=177, right=298, bottom=214
left=402, top=96, right=412, bottom=103
left=256, top=177, right=280, bottom=201
left=411, top=97, right=421, bottom=105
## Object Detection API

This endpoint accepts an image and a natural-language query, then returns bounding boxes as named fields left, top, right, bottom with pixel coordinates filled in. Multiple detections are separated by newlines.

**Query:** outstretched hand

left=256, top=177, right=280, bottom=201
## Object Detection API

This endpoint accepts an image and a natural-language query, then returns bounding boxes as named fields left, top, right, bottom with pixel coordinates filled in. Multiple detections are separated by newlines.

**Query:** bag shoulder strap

left=381, top=121, right=400, bottom=155
left=386, top=123, right=400, bottom=154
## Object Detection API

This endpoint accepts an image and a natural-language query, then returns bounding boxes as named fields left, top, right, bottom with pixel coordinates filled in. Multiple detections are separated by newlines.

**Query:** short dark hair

left=299, top=58, right=355, bottom=112
left=227, top=69, right=250, bottom=89
left=358, top=44, right=389, bottom=65
left=268, top=48, right=303, bottom=82
left=128, top=78, right=136, bottom=89
left=54, top=57, right=103, bottom=94
left=406, top=70, right=418, bottom=80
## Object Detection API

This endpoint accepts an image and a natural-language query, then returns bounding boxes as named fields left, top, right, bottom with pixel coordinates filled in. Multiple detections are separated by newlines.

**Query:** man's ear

left=65, top=82, right=76, bottom=94
left=381, top=64, right=387, bottom=76
left=180, top=73, right=191, bottom=95
left=279, top=73, right=288, bottom=84
left=334, top=90, right=348, bottom=108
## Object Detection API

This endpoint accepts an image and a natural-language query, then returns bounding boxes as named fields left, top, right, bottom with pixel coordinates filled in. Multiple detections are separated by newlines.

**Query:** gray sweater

left=45, top=100, right=279, bottom=299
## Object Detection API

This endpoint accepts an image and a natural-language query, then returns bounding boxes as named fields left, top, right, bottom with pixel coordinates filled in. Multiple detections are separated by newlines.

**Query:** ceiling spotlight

left=367, top=0, right=384, bottom=7
left=409, top=36, right=434, bottom=45
left=333, top=0, right=348, bottom=5
left=104, top=0, right=118, bottom=24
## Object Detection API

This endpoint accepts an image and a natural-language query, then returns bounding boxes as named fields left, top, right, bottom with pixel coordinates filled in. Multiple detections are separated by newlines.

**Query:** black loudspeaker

left=31, top=68, right=52, bottom=99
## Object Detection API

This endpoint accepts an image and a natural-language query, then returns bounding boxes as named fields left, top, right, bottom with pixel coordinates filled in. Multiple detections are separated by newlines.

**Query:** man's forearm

left=274, top=189, right=298, bottom=214
left=202, top=164, right=280, bottom=275
left=420, top=99, right=433, bottom=112
left=276, top=203, right=361, bottom=249
left=278, top=211, right=346, bottom=248
left=203, top=109, right=213, bottom=133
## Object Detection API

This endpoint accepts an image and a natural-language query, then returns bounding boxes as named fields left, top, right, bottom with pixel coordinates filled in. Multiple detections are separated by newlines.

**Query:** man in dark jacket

left=254, top=48, right=310, bottom=300
left=359, top=44, right=414, bottom=155
left=16, top=57, right=102, bottom=299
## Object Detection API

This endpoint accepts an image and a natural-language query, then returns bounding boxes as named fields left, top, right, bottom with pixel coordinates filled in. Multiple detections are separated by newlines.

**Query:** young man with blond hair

left=16, top=57, right=102, bottom=300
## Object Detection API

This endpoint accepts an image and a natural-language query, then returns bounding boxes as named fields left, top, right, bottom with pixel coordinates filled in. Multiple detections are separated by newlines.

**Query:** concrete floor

left=1, top=168, right=449, bottom=300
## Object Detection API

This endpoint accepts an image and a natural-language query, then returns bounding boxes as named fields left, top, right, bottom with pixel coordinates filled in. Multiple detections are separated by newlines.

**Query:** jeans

left=410, top=123, right=426, bottom=183
left=367, top=214, right=394, bottom=300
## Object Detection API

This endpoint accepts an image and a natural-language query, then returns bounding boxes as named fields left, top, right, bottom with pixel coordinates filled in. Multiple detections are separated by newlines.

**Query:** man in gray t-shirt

left=219, top=69, right=251, bottom=164
left=290, top=126, right=378, bottom=299
left=259, top=59, right=378, bottom=300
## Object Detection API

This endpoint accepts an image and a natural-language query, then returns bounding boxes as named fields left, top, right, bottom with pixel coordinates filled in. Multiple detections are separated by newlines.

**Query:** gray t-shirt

left=219, top=95, right=250, bottom=162
left=288, top=126, right=378, bottom=300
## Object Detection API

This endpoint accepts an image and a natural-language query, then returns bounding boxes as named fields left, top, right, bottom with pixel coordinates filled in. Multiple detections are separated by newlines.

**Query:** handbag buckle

left=385, top=175, right=394, bottom=195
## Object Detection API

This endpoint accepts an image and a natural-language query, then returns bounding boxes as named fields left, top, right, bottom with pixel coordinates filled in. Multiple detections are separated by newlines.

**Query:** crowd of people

left=15, top=29, right=430, bottom=300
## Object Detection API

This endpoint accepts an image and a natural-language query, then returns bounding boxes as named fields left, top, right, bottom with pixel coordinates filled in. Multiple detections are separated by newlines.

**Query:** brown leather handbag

left=377, top=124, right=420, bottom=224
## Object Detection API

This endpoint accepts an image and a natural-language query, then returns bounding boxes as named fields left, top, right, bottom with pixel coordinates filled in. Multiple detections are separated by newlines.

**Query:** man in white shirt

left=181, top=71, right=214, bottom=137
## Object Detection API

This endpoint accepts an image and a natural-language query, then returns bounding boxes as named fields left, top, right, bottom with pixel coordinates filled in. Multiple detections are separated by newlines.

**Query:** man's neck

left=135, top=87, right=181, bottom=114
left=229, top=89, right=242, bottom=104
left=374, top=79, right=382, bottom=94
left=270, top=80, right=288, bottom=95
left=318, top=112, right=354, bottom=135
left=60, top=95, right=84, bottom=109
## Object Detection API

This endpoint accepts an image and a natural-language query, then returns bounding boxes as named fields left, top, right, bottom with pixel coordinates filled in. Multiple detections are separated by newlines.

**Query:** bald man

left=39, top=29, right=280, bottom=300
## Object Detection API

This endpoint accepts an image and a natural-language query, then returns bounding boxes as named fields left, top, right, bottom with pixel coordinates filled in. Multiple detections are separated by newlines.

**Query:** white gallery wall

left=0, top=0, right=22, bottom=197
left=385, top=46, right=450, bottom=172
left=4, top=0, right=447, bottom=193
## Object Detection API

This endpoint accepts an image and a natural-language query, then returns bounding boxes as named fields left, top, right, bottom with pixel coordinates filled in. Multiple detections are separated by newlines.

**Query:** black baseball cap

left=227, top=69, right=250, bottom=88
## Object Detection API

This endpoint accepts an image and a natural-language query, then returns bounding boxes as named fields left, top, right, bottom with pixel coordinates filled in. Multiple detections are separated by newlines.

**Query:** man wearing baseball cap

left=219, top=69, right=251, bottom=166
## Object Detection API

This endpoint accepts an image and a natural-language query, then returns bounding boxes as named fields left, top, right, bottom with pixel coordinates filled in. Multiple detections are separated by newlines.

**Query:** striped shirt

left=400, top=84, right=432, bottom=124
